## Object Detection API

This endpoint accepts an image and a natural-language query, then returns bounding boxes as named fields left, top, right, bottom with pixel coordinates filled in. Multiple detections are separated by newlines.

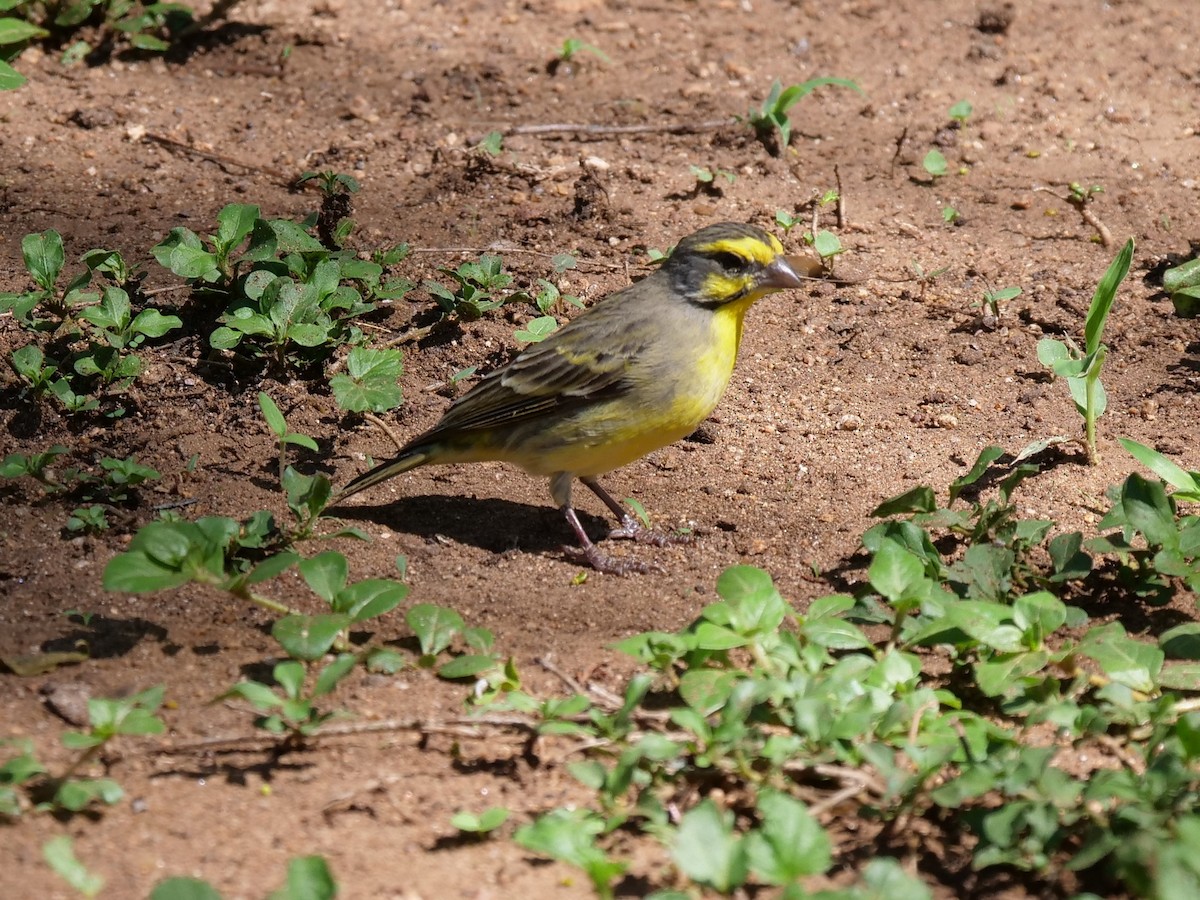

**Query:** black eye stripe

left=710, top=251, right=748, bottom=271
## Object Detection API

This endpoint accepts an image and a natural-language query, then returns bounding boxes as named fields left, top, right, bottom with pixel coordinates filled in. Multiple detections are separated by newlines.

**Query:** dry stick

left=504, top=120, right=733, bottom=138
left=142, top=133, right=295, bottom=186
left=889, top=125, right=909, bottom=179
left=1032, top=186, right=1114, bottom=248
left=834, top=163, right=847, bottom=229
left=362, top=412, right=406, bottom=453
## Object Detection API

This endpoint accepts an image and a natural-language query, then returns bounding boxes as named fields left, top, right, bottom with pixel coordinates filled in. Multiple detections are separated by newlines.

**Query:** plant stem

left=1085, top=375, right=1098, bottom=466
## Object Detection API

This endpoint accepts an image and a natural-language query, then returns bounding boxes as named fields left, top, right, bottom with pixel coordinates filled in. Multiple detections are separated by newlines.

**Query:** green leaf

left=948, top=445, right=1005, bottom=502
left=43, top=836, right=104, bottom=897
left=678, top=669, right=735, bottom=715
left=1084, top=237, right=1133, bottom=355
left=272, top=614, right=351, bottom=661
left=22, top=230, right=65, bottom=291
left=871, top=485, right=936, bottom=517
left=1122, top=472, right=1178, bottom=548
left=746, top=790, right=831, bottom=884
left=299, top=551, right=348, bottom=603
left=437, top=654, right=500, bottom=679
left=267, top=855, right=337, bottom=900
left=312, top=653, right=357, bottom=697
left=0, top=18, right=50, bottom=46
left=332, top=579, right=408, bottom=621
left=130, top=308, right=182, bottom=339
left=1078, top=622, right=1162, bottom=692
left=453, top=806, right=510, bottom=832
left=515, top=809, right=626, bottom=897
left=1118, top=437, right=1200, bottom=498
left=672, top=799, right=749, bottom=893
left=259, top=392, right=287, bottom=437
left=150, top=876, right=224, bottom=900
left=215, top=203, right=260, bottom=251
left=514, top=314, right=559, bottom=343
left=406, top=603, right=464, bottom=657
left=923, top=149, right=948, bottom=177
left=869, top=539, right=926, bottom=603
left=0, top=58, right=27, bottom=91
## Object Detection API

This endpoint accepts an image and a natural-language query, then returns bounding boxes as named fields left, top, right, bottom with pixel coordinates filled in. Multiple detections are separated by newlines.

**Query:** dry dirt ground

left=2, top=0, right=1199, bottom=896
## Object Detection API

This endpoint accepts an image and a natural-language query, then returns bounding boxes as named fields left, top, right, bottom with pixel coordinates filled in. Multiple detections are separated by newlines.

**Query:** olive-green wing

left=426, top=299, right=650, bottom=437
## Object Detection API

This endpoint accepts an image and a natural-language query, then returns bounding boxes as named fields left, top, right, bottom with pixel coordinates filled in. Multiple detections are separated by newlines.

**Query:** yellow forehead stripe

left=697, top=233, right=782, bottom=265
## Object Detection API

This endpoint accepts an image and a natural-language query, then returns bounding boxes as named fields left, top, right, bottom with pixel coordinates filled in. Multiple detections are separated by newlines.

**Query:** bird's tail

left=334, top=447, right=432, bottom=504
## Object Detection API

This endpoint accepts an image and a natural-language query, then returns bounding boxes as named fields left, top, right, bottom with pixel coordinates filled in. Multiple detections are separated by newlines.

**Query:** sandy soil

left=2, top=0, right=1199, bottom=896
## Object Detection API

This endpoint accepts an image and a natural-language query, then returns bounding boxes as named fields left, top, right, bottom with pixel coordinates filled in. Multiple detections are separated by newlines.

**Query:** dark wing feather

left=421, top=287, right=654, bottom=439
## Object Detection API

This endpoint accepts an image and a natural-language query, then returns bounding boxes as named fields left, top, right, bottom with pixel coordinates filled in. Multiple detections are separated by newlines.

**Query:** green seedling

left=774, top=210, right=802, bottom=234
left=156, top=204, right=405, bottom=370
left=330, top=346, right=403, bottom=414
left=44, top=836, right=104, bottom=898
left=948, top=99, right=973, bottom=124
left=1120, top=438, right=1200, bottom=503
left=152, top=855, right=337, bottom=900
left=979, top=285, right=1021, bottom=320
left=298, top=170, right=359, bottom=249
left=1037, top=237, right=1133, bottom=464
left=1035, top=182, right=1113, bottom=247
left=531, top=277, right=583, bottom=316
left=259, top=392, right=319, bottom=485
left=942, top=205, right=960, bottom=224
left=515, top=809, right=628, bottom=899
left=923, top=148, right=949, bottom=178
left=4, top=248, right=179, bottom=416
left=222, top=657, right=355, bottom=741
left=451, top=807, right=510, bottom=835
left=689, top=165, right=736, bottom=193
left=1162, top=257, right=1200, bottom=317
left=513, top=314, right=558, bottom=344
left=548, top=37, right=610, bottom=74
left=0, top=16, right=49, bottom=90
left=67, top=504, right=109, bottom=535
left=475, top=130, right=504, bottom=156
left=745, top=77, right=862, bottom=155
left=404, top=602, right=508, bottom=687
left=803, top=229, right=844, bottom=267
left=425, top=254, right=513, bottom=321
left=0, top=687, right=165, bottom=818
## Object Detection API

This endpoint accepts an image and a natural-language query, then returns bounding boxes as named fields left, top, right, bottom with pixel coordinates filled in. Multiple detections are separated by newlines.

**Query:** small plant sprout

left=948, top=99, right=974, bottom=125
left=942, top=205, right=961, bottom=225
left=1162, top=257, right=1200, bottom=318
left=979, top=285, right=1021, bottom=322
left=1036, top=237, right=1134, bottom=465
left=547, top=37, right=609, bottom=74
left=452, top=807, right=510, bottom=836
left=259, top=392, right=319, bottom=484
left=689, top=165, right=736, bottom=194
left=910, top=262, right=950, bottom=300
left=1034, top=182, right=1113, bottom=247
left=803, top=230, right=845, bottom=270
left=297, top=170, right=359, bottom=249
left=744, top=77, right=863, bottom=155
left=475, top=131, right=504, bottom=156
left=775, top=210, right=802, bottom=234
left=923, top=149, right=949, bottom=178
left=514, top=315, right=559, bottom=344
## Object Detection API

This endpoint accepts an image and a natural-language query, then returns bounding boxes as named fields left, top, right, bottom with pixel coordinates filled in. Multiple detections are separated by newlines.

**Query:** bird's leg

left=551, top=472, right=662, bottom=574
left=580, top=477, right=695, bottom=547
left=560, top=504, right=662, bottom=575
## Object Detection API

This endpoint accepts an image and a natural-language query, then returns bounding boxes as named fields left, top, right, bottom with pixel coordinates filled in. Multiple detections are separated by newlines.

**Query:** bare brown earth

left=2, top=0, right=1199, bottom=896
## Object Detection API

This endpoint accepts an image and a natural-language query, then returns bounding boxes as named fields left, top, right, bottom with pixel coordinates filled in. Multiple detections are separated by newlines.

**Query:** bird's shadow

left=330, top=494, right=612, bottom=554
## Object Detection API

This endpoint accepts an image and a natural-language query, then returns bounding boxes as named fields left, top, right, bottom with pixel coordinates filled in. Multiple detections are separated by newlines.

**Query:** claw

left=560, top=544, right=665, bottom=576
left=607, top=515, right=696, bottom=547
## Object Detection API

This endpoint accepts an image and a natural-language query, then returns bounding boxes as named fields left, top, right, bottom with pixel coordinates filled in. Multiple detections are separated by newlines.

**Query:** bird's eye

left=711, top=251, right=748, bottom=272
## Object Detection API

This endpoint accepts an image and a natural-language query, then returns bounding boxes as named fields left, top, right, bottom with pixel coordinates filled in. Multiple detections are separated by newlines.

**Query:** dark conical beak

left=760, top=254, right=824, bottom=290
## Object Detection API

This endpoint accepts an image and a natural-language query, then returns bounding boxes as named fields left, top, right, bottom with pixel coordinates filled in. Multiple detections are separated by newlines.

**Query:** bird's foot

left=607, top=515, right=696, bottom=547
left=561, top=543, right=665, bottom=576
